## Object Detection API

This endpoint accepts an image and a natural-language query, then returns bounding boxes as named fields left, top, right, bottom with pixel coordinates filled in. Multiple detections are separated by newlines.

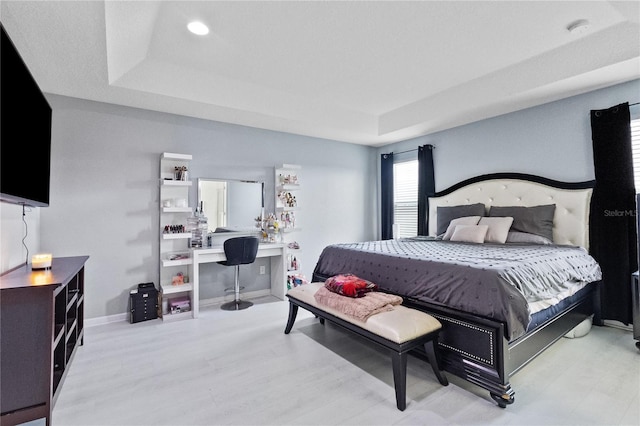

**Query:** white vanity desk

left=190, top=242, right=287, bottom=317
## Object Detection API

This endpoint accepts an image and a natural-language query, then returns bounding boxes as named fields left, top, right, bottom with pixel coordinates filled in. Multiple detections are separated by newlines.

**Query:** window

left=393, top=160, right=418, bottom=238
left=632, top=118, right=640, bottom=192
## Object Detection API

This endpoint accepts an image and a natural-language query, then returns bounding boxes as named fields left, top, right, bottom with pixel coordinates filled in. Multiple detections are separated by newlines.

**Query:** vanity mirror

left=197, top=178, right=264, bottom=234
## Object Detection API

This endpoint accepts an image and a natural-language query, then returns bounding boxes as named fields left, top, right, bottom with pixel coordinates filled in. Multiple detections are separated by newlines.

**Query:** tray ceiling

left=1, top=1, right=638, bottom=145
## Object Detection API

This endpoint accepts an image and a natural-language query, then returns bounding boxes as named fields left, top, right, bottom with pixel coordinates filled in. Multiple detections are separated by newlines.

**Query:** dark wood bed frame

left=313, top=173, right=601, bottom=408
left=421, top=173, right=600, bottom=407
left=402, top=282, right=598, bottom=408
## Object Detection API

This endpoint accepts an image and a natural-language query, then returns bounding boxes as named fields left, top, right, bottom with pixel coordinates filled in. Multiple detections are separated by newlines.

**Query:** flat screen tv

left=0, top=23, right=52, bottom=207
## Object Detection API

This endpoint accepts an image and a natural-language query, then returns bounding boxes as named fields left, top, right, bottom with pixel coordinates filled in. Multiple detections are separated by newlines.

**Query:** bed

left=311, top=173, right=602, bottom=407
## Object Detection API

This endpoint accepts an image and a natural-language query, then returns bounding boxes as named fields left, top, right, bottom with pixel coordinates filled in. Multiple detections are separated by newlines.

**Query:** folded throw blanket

left=313, top=286, right=403, bottom=322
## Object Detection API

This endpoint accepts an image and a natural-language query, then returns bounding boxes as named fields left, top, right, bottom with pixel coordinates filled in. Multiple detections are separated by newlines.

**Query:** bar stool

left=219, top=236, right=259, bottom=311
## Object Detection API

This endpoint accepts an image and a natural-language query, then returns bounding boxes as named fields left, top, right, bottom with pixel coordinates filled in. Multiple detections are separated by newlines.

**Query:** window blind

left=393, top=160, right=418, bottom=238
left=632, top=118, right=640, bottom=192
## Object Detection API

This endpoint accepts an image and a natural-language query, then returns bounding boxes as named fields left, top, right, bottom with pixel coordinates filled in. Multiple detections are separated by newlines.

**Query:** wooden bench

left=284, top=282, right=448, bottom=411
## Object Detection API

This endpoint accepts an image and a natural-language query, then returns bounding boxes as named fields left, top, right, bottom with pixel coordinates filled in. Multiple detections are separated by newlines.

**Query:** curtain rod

left=382, top=146, right=435, bottom=156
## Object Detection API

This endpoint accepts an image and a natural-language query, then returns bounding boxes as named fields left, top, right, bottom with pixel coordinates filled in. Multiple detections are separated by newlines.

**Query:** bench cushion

left=287, top=282, right=442, bottom=344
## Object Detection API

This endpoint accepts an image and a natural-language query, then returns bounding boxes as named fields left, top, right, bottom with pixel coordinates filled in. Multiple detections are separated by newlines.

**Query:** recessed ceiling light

left=187, top=21, right=209, bottom=36
left=567, top=19, right=590, bottom=35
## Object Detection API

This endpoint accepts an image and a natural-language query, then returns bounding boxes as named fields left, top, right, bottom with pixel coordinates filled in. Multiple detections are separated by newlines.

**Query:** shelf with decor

left=276, top=206, right=301, bottom=212
left=160, top=282, right=194, bottom=295
left=162, top=206, right=193, bottom=213
left=162, top=232, right=192, bottom=240
left=281, top=227, right=301, bottom=233
left=161, top=257, right=193, bottom=268
left=275, top=164, right=305, bottom=292
left=162, top=179, right=192, bottom=187
left=161, top=310, right=192, bottom=322
left=276, top=183, right=301, bottom=191
left=159, top=152, right=196, bottom=320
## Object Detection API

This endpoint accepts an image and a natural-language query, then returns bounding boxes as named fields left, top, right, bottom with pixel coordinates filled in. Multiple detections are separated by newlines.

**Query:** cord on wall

left=21, top=203, right=30, bottom=265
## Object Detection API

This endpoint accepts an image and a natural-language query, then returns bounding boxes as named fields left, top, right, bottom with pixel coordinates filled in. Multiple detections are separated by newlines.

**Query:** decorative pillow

left=324, top=274, right=378, bottom=298
left=489, top=204, right=556, bottom=241
left=505, top=231, right=553, bottom=245
left=478, top=217, right=514, bottom=243
left=442, top=216, right=482, bottom=240
left=436, top=203, right=486, bottom=236
left=450, top=224, right=489, bottom=243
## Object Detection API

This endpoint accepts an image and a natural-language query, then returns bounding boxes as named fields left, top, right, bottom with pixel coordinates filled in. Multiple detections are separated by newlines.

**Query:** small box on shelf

left=169, top=296, right=191, bottom=315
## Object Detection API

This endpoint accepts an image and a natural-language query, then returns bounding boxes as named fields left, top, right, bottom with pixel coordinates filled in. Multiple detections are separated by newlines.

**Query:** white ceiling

left=1, top=1, right=639, bottom=146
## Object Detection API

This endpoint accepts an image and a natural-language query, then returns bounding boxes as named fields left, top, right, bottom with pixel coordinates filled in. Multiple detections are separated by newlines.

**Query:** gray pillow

left=436, top=203, right=486, bottom=235
left=505, top=231, right=553, bottom=245
left=489, top=204, right=556, bottom=241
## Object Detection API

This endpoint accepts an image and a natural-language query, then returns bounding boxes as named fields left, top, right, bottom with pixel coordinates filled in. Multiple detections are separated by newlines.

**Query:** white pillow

left=450, top=224, right=489, bottom=243
left=442, top=216, right=482, bottom=240
left=478, top=217, right=514, bottom=243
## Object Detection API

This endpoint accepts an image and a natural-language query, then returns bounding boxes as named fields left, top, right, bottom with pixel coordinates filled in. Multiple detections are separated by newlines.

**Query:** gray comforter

left=311, top=239, right=602, bottom=340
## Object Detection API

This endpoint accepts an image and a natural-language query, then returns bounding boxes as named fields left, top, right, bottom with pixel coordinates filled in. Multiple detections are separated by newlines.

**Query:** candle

left=32, top=253, right=52, bottom=270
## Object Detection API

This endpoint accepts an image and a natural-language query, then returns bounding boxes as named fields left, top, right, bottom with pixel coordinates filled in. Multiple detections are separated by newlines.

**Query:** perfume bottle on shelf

left=188, top=202, right=208, bottom=248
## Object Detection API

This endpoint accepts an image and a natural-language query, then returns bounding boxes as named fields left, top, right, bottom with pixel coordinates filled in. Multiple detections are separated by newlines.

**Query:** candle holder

left=31, top=253, right=52, bottom=270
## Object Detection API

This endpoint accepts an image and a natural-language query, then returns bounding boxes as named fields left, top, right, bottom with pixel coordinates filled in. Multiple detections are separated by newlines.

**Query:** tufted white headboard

left=427, top=176, right=594, bottom=250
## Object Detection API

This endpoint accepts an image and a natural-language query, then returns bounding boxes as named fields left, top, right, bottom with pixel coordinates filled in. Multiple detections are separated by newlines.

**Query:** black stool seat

left=219, top=236, right=259, bottom=311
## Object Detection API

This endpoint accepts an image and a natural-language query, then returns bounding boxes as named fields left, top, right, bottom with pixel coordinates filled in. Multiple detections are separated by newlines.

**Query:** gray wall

left=0, top=203, right=40, bottom=272
left=27, top=95, right=376, bottom=319
left=375, top=79, right=640, bottom=237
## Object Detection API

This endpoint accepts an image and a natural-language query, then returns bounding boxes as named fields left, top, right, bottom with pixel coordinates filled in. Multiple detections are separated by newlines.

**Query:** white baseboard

left=85, top=289, right=273, bottom=327
left=86, top=312, right=128, bottom=328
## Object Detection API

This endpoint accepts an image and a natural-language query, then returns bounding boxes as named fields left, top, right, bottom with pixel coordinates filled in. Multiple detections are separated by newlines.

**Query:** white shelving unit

left=159, top=152, right=195, bottom=321
left=275, top=164, right=303, bottom=291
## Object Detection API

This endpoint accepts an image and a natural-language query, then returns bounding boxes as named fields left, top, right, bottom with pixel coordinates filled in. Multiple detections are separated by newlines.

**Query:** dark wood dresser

left=1, top=256, right=88, bottom=426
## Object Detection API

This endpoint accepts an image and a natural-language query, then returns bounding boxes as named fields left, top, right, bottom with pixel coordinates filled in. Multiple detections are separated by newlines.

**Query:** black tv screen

left=1, top=23, right=52, bottom=207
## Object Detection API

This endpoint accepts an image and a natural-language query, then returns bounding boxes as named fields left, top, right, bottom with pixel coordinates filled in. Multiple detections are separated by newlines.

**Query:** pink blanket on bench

left=313, top=286, right=403, bottom=322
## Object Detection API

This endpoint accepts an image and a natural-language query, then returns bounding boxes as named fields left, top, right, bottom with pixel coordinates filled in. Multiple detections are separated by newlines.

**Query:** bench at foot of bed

left=284, top=282, right=448, bottom=411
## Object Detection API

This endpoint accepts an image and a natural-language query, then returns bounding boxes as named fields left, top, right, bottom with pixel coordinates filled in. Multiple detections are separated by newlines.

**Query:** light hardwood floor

left=53, top=296, right=639, bottom=425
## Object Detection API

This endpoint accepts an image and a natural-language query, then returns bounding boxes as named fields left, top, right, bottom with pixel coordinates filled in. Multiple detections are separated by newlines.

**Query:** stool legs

left=221, top=265, right=253, bottom=311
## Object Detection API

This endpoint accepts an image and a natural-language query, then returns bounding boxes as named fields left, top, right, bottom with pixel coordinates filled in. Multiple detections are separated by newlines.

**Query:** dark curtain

left=417, top=144, right=435, bottom=235
left=381, top=153, right=394, bottom=240
left=590, top=102, right=638, bottom=324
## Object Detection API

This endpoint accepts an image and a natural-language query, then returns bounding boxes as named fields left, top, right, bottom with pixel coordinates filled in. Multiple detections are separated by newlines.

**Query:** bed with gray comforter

left=311, top=239, right=602, bottom=341
left=310, top=173, right=603, bottom=407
